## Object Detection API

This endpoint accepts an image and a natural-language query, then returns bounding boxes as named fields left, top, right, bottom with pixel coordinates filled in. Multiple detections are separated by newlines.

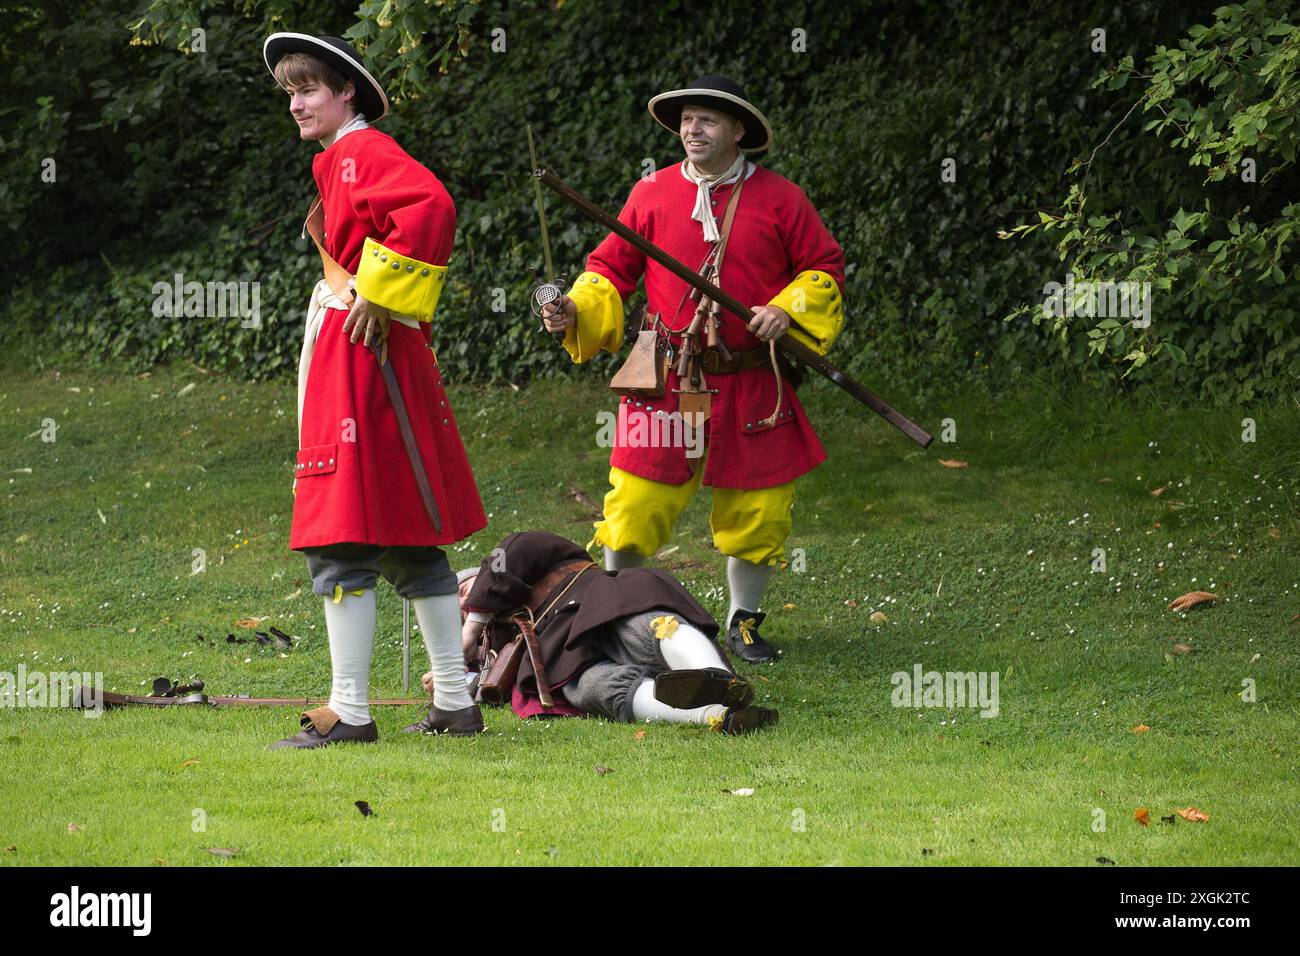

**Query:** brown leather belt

left=527, top=559, right=599, bottom=616
left=700, top=345, right=773, bottom=374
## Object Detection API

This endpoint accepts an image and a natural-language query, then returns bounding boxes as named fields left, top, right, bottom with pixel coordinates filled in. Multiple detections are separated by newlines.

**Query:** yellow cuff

left=355, top=237, right=447, bottom=322
left=564, top=271, right=624, bottom=363
left=769, top=270, right=844, bottom=356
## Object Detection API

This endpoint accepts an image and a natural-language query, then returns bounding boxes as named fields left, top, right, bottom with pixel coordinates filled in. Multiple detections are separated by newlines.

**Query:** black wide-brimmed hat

left=263, top=33, right=389, bottom=122
left=647, top=74, right=772, bottom=152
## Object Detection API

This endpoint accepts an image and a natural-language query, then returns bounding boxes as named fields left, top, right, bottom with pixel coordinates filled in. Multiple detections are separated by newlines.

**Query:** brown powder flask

left=609, top=309, right=669, bottom=398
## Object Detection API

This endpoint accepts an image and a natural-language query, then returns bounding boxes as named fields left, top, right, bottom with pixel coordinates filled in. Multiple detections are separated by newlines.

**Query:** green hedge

left=4, top=0, right=1293, bottom=403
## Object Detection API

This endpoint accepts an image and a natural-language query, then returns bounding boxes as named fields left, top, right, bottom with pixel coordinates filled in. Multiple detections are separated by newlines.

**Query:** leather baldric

left=303, top=196, right=356, bottom=307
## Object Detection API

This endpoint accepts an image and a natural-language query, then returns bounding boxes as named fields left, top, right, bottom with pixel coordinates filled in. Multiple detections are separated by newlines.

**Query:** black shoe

left=715, top=705, right=779, bottom=735
left=726, top=610, right=778, bottom=663
left=269, top=706, right=378, bottom=750
left=402, top=703, right=485, bottom=736
left=654, top=668, right=754, bottom=710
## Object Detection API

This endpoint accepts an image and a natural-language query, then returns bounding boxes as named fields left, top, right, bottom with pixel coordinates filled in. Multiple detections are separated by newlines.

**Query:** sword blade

left=527, top=125, right=556, bottom=282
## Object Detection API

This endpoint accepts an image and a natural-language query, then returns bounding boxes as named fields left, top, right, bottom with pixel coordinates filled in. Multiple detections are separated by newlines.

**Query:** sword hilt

left=531, top=276, right=568, bottom=340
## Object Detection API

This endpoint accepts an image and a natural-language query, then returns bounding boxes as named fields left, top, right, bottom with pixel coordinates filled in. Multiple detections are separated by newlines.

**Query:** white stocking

left=412, top=593, right=474, bottom=711
left=726, top=556, right=772, bottom=627
left=324, top=590, right=376, bottom=726
left=657, top=619, right=728, bottom=671
left=630, top=679, right=726, bottom=726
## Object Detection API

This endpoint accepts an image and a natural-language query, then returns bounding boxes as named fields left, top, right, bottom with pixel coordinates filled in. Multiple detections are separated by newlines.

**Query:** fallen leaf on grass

left=66, top=823, right=84, bottom=833
left=594, top=765, right=612, bottom=776
left=1170, top=643, right=1194, bottom=655
left=1177, top=807, right=1209, bottom=823
left=938, top=459, right=968, bottom=469
left=1096, top=856, right=1116, bottom=866
left=1267, top=527, right=1281, bottom=539
left=1134, top=807, right=1150, bottom=826
left=282, top=588, right=302, bottom=601
left=1167, top=591, right=1218, bottom=612
left=632, top=730, right=646, bottom=741
left=782, top=603, right=797, bottom=610
left=1150, top=486, right=1167, bottom=497
left=870, top=611, right=888, bottom=624
left=355, top=801, right=375, bottom=817
left=1096, top=477, right=1114, bottom=484
left=151, top=858, right=166, bottom=865
left=1160, top=814, right=1177, bottom=825
left=1131, top=724, right=1151, bottom=734
left=725, top=788, right=755, bottom=796
left=180, top=759, right=199, bottom=768
left=234, top=617, right=268, bottom=629
left=3, top=846, right=15, bottom=853
left=844, top=599, right=859, bottom=609
left=206, top=847, right=238, bottom=858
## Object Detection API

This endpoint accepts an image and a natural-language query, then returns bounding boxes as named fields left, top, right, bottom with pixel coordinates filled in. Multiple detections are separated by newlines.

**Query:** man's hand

left=748, top=304, right=791, bottom=343
left=342, top=291, right=393, bottom=364
left=541, top=294, right=577, bottom=334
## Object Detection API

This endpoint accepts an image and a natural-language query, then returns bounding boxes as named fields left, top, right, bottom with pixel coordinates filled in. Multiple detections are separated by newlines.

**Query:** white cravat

left=320, top=112, right=369, bottom=149
left=680, top=154, right=749, bottom=242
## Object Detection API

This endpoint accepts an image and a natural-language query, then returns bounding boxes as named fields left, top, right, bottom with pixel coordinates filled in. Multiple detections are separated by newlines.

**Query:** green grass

left=1, top=358, right=1297, bottom=866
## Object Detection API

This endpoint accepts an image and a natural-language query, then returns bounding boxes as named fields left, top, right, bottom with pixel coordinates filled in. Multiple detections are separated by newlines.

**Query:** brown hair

left=273, top=52, right=350, bottom=95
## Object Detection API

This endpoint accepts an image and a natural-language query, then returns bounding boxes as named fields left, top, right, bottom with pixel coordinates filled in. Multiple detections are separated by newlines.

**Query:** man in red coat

left=542, top=75, right=846, bottom=665
left=261, top=34, right=488, bottom=749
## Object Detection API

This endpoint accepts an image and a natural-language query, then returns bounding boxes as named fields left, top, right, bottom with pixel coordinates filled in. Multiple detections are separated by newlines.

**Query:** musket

left=72, top=685, right=426, bottom=710
left=536, top=167, right=934, bottom=448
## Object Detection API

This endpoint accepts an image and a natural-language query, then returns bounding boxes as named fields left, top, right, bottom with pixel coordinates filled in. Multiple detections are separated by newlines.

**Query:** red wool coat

left=588, top=161, right=845, bottom=489
left=289, top=128, right=487, bottom=550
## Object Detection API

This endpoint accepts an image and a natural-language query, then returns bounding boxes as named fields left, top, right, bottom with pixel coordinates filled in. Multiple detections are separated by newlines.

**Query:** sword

left=526, top=126, right=567, bottom=340
left=370, top=339, right=444, bottom=532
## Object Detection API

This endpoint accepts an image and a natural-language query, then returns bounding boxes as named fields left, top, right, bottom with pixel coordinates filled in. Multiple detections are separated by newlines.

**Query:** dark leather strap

left=511, top=612, right=555, bottom=708
left=700, top=344, right=774, bottom=374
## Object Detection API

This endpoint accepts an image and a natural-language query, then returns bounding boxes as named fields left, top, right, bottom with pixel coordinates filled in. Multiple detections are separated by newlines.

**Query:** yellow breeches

left=591, top=465, right=795, bottom=566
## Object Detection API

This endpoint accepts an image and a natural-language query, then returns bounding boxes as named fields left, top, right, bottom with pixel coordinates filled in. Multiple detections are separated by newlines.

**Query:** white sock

left=324, top=590, right=376, bottom=726
left=604, top=546, right=645, bottom=571
left=630, top=679, right=726, bottom=726
left=657, top=619, right=728, bottom=671
left=412, top=593, right=474, bottom=712
left=726, top=556, right=772, bottom=627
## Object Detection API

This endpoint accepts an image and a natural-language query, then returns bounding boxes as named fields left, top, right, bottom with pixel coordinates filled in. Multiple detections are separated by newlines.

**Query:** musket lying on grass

left=72, top=685, right=426, bottom=710
left=535, top=167, right=934, bottom=449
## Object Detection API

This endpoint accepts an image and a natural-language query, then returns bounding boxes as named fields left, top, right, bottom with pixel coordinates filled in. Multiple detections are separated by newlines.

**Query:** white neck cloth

left=680, top=153, right=749, bottom=243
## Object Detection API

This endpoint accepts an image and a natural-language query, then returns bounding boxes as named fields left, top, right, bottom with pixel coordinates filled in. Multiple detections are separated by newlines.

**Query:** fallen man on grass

left=406, top=530, right=779, bottom=736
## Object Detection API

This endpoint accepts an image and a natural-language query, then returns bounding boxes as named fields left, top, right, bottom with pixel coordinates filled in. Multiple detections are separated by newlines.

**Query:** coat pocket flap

left=295, top=443, right=338, bottom=477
